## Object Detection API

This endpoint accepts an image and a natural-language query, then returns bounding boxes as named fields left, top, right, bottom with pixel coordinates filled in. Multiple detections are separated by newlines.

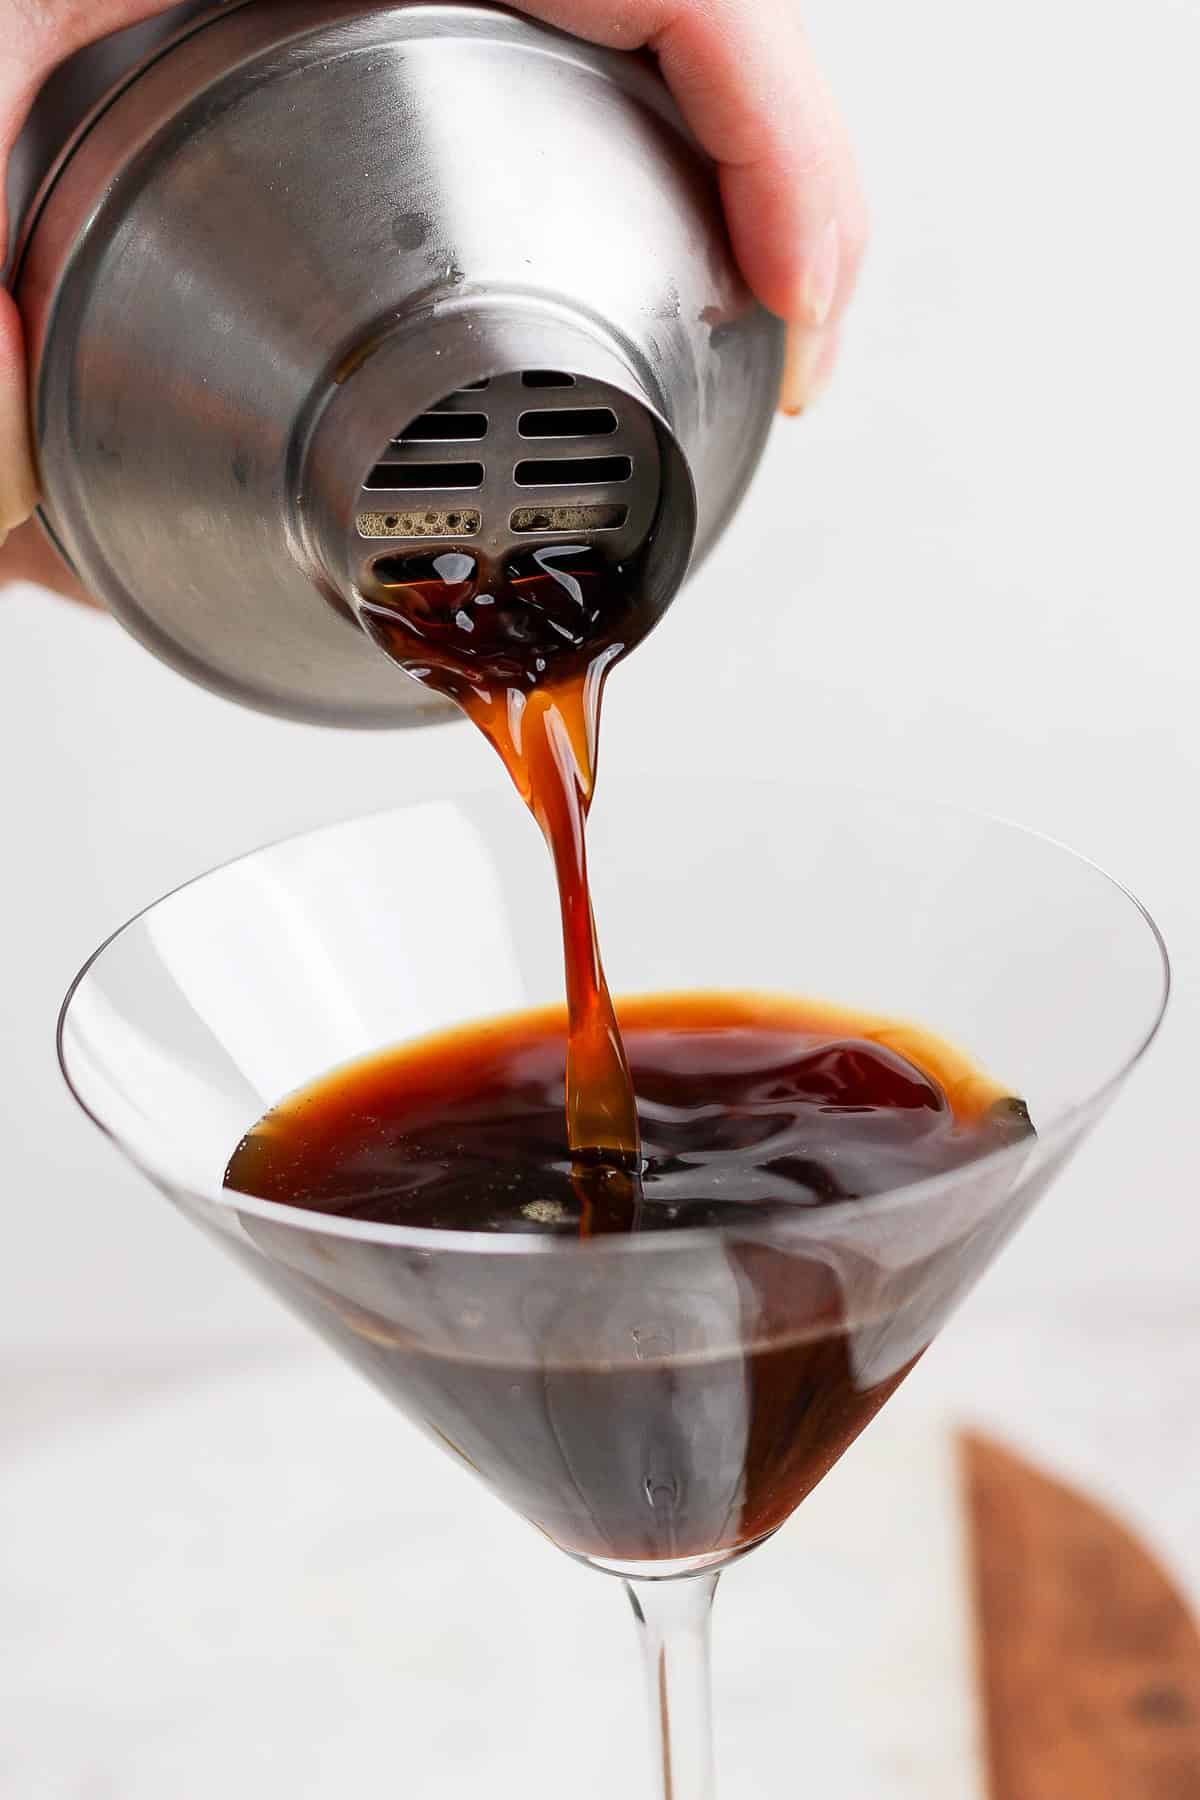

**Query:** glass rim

left=57, top=785, right=1172, bottom=1258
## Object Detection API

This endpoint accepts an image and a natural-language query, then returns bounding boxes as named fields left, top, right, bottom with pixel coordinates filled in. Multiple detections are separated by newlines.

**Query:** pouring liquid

left=359, top=541, right=647, bottom=1232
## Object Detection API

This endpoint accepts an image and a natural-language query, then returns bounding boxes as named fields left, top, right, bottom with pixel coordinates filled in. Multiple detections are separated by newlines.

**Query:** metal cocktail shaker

left=7, top=1, right=784, bottom=727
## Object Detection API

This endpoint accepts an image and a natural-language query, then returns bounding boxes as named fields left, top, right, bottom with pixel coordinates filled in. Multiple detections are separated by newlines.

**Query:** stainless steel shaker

left=7, top=1, right=784, bottom=727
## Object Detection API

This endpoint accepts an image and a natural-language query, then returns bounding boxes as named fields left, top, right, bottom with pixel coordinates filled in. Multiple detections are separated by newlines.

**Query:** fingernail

left=0, top=471, right=37, bottom=534
left=0, top=484, right=36, bottom=535
left=802, top=218, right=841, bottom=331
left=0, top=409, right=39, bottom=535
left=779, top=325, right=832, bottom=417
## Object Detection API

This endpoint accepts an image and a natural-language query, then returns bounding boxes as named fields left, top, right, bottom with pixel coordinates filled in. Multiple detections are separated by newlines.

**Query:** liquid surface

left=226, top=992, right=1030, bottom=1236
left=225, top=994, right=1034, bottom=1562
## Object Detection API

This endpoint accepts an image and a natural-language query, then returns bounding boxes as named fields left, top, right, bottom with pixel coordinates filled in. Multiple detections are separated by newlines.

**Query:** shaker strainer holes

left=365, top=461, right=486, bottom=491
left=356, top=509, right=482, bottom=538
left=518, top=408, right=618, bottom=439
left=514, top=456, right=632, bottom=488
left=396, top=413, right=489, bottom=443
left=511, top=504, right=629, bottom=534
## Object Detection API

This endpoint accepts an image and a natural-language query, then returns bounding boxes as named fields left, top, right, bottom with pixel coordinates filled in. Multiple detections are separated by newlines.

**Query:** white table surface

left=5, top=1291, right=1196, bottom=1800
left=1, top=1355, right=983, bottom=1800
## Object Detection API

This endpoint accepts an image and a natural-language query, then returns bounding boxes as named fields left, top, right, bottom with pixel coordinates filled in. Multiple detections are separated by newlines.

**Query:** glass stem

left=626, top=1573, right=720, bottom=1800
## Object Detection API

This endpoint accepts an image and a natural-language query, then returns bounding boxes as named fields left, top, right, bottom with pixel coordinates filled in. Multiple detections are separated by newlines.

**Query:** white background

left=2, top=0, right=1197, bottom=1623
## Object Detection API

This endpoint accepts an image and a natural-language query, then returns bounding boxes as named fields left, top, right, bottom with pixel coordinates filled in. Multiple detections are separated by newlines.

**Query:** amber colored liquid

left=359, top=543, right=646, bottom=1227
left=225, top=993, right=1033, bottom=1561
left=228, top=539, right=1037, bottom=1560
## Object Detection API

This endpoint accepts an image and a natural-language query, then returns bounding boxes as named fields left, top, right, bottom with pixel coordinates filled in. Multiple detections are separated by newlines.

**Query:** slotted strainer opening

left=356, top=371, right=662, bottom=568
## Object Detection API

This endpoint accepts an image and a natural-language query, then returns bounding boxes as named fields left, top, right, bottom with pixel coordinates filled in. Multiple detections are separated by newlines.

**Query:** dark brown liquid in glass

left=226, top=993, right=1032, bottom=1561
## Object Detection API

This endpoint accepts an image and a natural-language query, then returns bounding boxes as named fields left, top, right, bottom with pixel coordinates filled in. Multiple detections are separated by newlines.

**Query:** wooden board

left=962, top=1432, right=1200, bottom=1800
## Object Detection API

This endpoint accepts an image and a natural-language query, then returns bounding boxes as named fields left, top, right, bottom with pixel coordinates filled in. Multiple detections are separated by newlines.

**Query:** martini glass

left=58, top=777, right=1168, bottom=1798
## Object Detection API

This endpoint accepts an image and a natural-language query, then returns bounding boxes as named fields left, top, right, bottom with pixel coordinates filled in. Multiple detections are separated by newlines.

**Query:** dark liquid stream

left=359, top=544, right=645, bottom=1231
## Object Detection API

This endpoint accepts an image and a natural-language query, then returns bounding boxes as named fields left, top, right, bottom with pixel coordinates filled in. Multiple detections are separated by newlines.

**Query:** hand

left=519, top=0, right=867, bottom=414
left=0, top=0, right=866, bottom=580
left=1, top=4, right=150, bottom=551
